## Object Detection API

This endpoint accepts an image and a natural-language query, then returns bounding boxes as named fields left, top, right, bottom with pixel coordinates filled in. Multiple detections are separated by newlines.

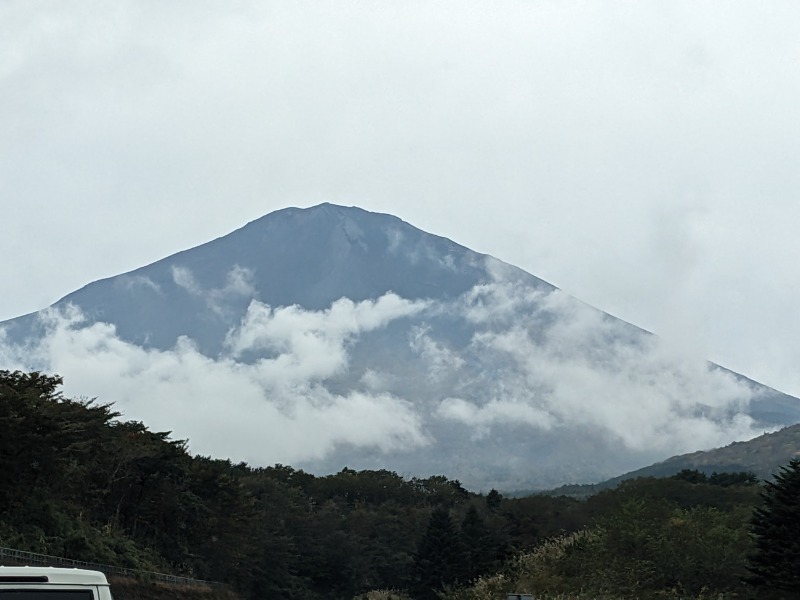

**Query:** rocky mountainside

left=2, top=203, right=799, bottom=490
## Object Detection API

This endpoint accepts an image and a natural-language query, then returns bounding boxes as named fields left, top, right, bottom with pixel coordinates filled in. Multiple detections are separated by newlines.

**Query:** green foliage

left=748, top=458, right=800, bottom=597
left=485, top=489, right=502, bottom=510
left=672, top=468, right=759, bottom=487
left=412, top=507, right=469, bottom=599
left=460, top=505, right=494, bottom=581
left=559, top=500, right=751, bottom=596
left=708, top=470, right=759, bottom=487
left=1, top=370, right=497, bottom=599
left=439, top=530, right=596, bottom=600
left=0, top=370, right=778, bottom=600
left=444, top=474, right=762, bottom=600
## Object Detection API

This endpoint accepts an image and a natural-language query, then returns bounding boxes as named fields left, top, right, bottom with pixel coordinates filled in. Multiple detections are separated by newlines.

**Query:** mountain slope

left=548, top=422, right=800, bottom=497
left=612, top=422, right=800, bottom=483
left=3, top=203, right=550, bottom=355
left=1, top=203, right=798, bottom=490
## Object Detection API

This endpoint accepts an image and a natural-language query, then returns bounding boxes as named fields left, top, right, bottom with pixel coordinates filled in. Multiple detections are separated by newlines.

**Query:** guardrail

left=0, top=546, right=227, bottom=588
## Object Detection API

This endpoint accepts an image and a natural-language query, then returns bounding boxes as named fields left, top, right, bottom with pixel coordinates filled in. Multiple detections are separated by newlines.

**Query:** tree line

left=1, top=370, right=797, bottom=599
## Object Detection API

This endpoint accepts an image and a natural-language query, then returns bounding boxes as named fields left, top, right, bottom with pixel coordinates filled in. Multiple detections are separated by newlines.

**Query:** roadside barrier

left=0, top=546, right=227, bottom=588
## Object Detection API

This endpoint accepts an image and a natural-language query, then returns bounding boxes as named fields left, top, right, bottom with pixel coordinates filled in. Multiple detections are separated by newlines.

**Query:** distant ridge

left=548, top=423, right=800, bottom=497
left=622, top=422, right=800, bottom=481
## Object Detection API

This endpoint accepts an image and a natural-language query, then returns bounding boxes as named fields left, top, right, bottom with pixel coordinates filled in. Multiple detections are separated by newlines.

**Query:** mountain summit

left=5, top=204, right=550, bottom=354
left=2, top=203, right=798, bottom=489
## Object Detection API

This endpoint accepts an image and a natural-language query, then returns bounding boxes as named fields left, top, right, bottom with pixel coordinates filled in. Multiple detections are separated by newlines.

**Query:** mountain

left=612, top=422, right=800, bottom=483
left=4, top=203, right=550, bottom=355
left=547, top=422, right=800, bottom=498
left=2, top=203, right=799, bottom=490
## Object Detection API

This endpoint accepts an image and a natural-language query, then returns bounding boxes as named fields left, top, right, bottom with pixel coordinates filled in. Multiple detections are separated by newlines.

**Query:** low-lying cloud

left=0, top=281, right=772, bottom=476
left=433, top=283, right=762, bottom=454
left=0, top=298, right=430, bottom=465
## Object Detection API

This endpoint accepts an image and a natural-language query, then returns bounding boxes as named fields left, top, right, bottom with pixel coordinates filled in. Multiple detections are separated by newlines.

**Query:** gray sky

left=3, top=0, right=800, bottom=401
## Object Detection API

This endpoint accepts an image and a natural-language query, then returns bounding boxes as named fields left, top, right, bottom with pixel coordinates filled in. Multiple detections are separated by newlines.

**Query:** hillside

left=549, top=422, right=800, bottom=497
left=618, top=422, right=800, bottom=481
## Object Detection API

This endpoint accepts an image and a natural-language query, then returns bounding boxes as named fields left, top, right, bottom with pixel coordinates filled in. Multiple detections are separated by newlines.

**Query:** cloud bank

left=437, top=284, right=760, bottom=453
left=0, top=298, right=429, bottom=465
left=0, top=281, right=769, bottom=475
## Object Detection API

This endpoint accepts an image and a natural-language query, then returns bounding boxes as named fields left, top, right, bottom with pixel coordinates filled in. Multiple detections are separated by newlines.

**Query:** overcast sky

left=3, top=1, right=800, bottom=400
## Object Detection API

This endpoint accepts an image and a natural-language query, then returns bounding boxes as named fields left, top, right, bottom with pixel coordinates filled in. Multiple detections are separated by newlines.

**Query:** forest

left=1, top=369, right=797, bottom=599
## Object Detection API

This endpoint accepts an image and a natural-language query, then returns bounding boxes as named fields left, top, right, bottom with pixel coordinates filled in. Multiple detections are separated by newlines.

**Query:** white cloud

left=0, top=301, right=430, bottom=465
left=207, top=265, right=256, bottom=316
left=409, top=326, right=464, bottom=381
left=0, top=280, right=783, bottom=480
left=171, top=264, right=258, bottom=317
left=456, top=281, right=549, bottom=326
left=359, top=368, right=392, bottom=392
left=224, top=294, right=429, bottom=387
left=437, top=397, right=555, bottom=439
left=117, top=274, right=161, bottom=294
left=385, top=227, right=405, bottom=254
left=437, top=283, right=764, bottom=454
left=171, top=265, right=201, bottom=295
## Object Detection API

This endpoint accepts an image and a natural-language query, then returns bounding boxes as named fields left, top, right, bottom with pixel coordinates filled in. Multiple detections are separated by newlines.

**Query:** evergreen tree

left=461, top=505, right=494, bottom=580
left=672, top=468, right=708, bottom=484
left=748, top=458, right=800, bottom=597
left=485, top=489, right=503, bottom=510
left=412, top=507, right=468, bottom=599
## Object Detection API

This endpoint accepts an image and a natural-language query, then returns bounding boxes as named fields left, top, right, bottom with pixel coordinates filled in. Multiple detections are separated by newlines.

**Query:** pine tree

left=486, top=488, right=503, bottom=510
left=461, top=505, right=494, bottom=580
left=412, top=507, right=468, bottom=600
left=748, top=458, right=800, bottom=598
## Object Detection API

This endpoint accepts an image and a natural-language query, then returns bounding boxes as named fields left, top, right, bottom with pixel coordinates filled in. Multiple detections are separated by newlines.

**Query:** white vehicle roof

left=0, top=566, right=109, bottom=586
